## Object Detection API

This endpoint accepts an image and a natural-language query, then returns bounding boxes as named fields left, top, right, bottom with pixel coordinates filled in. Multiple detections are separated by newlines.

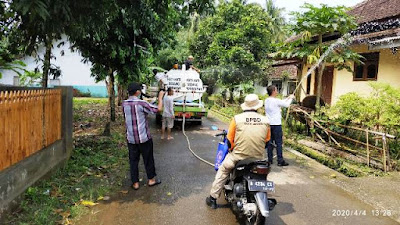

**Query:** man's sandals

left=131, top=178, right=161, bottom=190
left=148, top=178, right=162, bottom=187
left=132, top=182, right=140, bottom=190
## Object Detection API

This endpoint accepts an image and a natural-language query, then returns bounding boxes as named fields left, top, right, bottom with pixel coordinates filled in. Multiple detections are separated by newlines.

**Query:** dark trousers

left=267, top=125, right=284, bottom=163
left=128, top=139, right=156, bottom=184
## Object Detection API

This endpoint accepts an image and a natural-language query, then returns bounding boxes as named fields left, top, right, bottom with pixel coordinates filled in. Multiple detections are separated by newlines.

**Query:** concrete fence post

left=56, top=86, right=73, bottom=158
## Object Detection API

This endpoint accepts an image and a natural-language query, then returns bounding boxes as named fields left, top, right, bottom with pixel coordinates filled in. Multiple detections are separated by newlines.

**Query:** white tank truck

left=152, top=66, right=208, bottom=125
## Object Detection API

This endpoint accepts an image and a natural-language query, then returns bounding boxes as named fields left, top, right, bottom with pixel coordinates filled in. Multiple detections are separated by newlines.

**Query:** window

left=353, top=53, right=379, bottom=81
left=272, top=80, right=282, bottom=93
left=288, top=81, right=297, bottom=95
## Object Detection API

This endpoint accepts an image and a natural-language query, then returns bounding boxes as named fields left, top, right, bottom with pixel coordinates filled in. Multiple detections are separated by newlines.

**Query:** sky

left=247, top=0, right=365, bottom=20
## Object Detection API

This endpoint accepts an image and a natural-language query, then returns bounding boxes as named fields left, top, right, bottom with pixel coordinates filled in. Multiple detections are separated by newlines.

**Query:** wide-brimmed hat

left=241, top=94, right=263, bottom=111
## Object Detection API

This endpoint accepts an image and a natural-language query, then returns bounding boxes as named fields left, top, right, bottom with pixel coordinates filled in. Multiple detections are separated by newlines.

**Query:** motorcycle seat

left=235, top=158, right=268, bottom=169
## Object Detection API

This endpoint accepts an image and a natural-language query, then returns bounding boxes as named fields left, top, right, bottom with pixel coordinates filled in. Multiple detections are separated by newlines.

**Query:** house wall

left=0, top=35, right=108, bottom=97
left=332, top=44, right=400, bottom=104
left=299, top=44, right=400, bottom=105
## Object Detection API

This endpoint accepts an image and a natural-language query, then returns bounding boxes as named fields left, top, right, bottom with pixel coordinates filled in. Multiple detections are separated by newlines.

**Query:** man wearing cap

left=184, top=55, right=200, bottom=73
left=206, top=94, right=270, bottom=209
left=122, top=83, right=164, bottom=190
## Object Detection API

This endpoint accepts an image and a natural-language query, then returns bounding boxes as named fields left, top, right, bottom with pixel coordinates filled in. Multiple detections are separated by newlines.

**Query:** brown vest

left=232, top=111, right=270, bottom=160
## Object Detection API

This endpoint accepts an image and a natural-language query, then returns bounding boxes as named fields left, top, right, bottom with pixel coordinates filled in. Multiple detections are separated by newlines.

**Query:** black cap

left=128, top=82, right=142, bottom=95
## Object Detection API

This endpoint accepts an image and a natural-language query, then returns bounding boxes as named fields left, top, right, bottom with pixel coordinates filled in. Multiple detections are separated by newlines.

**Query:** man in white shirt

left=161, top=88, right=175, bottom=140
left=264, top=85, right=295, bottom=166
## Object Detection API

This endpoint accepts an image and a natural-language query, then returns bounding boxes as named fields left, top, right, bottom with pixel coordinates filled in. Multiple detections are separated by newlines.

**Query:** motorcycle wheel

left=246, top=209, right=265, bottom=225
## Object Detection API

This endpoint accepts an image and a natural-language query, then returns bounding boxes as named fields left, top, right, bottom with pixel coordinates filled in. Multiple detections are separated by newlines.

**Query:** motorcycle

left=215, top=130, right=277, bottom=225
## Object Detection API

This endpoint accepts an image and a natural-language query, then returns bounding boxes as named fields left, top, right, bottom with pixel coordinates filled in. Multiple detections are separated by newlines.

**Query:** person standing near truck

left=161, top=87, right=175, bottom=140
left=122, top=83, right=164, bottom=190
left=184, top=55, right=200, bottom=73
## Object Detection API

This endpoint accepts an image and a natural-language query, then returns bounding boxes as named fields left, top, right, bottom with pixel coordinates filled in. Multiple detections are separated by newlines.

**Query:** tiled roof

left=348, top=0, right=400, bottom=24
left=269, top=65, right=297, bottom=80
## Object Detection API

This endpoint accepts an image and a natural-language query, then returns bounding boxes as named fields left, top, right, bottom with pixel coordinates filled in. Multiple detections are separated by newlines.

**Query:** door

left=314, top=66, right=334, bottom=105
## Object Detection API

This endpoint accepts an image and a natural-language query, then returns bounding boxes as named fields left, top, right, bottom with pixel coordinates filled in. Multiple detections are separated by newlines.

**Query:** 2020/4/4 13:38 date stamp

left=332, top=209, right=394, bottom=217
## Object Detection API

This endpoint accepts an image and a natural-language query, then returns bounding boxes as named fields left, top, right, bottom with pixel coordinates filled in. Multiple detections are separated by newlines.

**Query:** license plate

left=248, top=180, right=274, bottom=192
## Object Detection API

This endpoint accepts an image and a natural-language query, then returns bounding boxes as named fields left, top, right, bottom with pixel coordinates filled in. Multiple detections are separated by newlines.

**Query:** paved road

left=78, top=117, right=399, bottom=225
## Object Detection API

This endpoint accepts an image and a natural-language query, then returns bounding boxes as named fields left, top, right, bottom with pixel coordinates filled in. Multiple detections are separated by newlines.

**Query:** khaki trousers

left=210, top=153, right=241, bottom=199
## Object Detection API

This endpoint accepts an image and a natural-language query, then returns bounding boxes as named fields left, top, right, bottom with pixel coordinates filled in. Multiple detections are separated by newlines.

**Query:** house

left=282, top=0, right=400, bottom=105
left=255, top=62, right=298, bottom=96
left=0, top=35, right=108, bottom=97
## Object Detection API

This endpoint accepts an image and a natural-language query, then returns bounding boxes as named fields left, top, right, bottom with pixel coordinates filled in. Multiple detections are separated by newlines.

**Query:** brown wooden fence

left=0, top=89, right=62, bottom=171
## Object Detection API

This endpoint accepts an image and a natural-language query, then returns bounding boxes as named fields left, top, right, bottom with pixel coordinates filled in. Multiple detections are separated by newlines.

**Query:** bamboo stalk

left=366, top=130, right=370, bottom=167
left=313, top=120, right=341, bottom=147
left=324, top=129, right=385, bottom=152
left=382, top=135, right=387, bottom=172
left=318, top=120, right=396, bottom=139
left=315, top=133, right=326, bottom=143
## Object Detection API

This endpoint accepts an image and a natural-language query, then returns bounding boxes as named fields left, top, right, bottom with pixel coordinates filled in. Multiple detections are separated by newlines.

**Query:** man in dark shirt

left=184, top=55, right=200, bottom=72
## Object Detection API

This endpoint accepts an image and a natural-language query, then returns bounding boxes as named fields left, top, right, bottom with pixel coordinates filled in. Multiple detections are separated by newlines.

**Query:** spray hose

left=182, top=115, right=214, bottom=167
left=181, top=95, right=214, bottom=167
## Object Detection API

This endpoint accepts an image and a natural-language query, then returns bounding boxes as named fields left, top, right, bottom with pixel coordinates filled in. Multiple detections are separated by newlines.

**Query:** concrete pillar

left=56, top=86, right=73, bottom=158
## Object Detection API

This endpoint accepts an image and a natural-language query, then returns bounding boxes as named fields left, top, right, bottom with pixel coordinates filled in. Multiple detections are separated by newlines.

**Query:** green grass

left=73, top=97, right=108, bottom=107
left=73, top=97, right=109, bottom=122
left=5, top=133, right=129, bottom=225
left=5, top=98, right=128, bottom=225
left=210, top=104, right=241, bottom=119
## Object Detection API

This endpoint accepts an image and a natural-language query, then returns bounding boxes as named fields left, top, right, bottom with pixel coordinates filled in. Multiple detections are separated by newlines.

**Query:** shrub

left=73, top=88, right=91, bottom=97
left=324, top=82, right=400, bottom=129
left=322, top=82, right=400, bottom=160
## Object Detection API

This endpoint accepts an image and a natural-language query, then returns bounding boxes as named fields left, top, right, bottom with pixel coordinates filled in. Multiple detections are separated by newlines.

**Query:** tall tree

left=0, top=36, right=26, bottom=78
left=190, top=0, right=280, bottom=102
left=265, top=0, right=286, bottom=42
left=274, top=4, right=362, bottom=110
left=9, top=0, right=73, bottom=87
left=68, top=0, right=213, bottom=122
left=0, top=1, right=26, bottom=78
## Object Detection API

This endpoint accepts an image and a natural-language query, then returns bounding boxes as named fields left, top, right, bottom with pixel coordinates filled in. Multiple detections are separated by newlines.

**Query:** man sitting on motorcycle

left=206, top=94, right=271, bottom=209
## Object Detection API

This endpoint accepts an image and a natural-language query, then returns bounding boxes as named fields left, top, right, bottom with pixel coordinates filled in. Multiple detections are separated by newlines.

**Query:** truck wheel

left=194, top=119, right=202, bottom=126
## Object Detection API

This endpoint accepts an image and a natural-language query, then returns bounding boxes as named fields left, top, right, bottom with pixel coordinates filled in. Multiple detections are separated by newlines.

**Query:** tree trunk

left=295, top=62, right=304, bottom=103
left=117, top=83, right=126, bottom=106
left=315, top=34, right=324, bottom=111
left=108, top=69, right=116, bottom=122
left=41, top=38, right=52, bottom=88
left=229, top=87, right=234, bottom=104
left=315, top=63, right=325, bottom=111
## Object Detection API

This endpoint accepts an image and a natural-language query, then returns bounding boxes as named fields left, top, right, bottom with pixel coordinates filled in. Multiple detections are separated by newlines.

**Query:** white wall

left=0, top=35, right=105, bottom=87
left=255, top=83, right=268, bottom=95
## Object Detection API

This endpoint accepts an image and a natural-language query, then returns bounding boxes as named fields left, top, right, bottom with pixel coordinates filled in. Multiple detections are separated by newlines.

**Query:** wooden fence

left=0, top=89, right=62, bottom=171
left=289, top=105, right=397, bottom=172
